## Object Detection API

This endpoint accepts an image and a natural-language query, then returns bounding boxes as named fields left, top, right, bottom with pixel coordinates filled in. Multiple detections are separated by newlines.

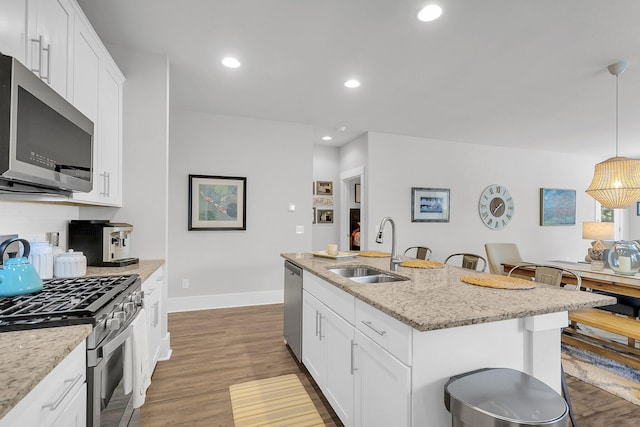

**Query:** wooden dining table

left=502, top=261, right=640, bottom=370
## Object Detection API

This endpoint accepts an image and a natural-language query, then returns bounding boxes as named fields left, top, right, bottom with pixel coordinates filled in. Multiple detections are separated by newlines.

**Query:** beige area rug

left=229, top=374, right=325, bottom=427
left=562, top=347, right=640, bottom=406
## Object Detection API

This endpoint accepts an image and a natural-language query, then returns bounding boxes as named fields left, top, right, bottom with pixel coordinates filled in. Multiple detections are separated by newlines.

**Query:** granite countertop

left=0, top=325, right=92, bottom=419
left=282, top=253, right=616, bottom=332
left=0, top=259, right=165, bottom=421
left=86, top=258, right=165, bottom=283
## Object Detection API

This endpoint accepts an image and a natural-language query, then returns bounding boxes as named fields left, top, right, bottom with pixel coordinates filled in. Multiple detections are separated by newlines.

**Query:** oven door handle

left=101, top=323, right=133, bottom=359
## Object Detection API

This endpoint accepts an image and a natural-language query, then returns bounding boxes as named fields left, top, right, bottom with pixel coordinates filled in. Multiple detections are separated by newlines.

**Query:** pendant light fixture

left=585, top=61, right=640, bottom=209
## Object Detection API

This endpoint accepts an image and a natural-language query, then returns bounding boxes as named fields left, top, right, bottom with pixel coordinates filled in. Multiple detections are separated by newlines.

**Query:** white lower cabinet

left=143, top=266, right=166, bottom=374
left=302, top=290, right=355, bottom=427
left=353, top=329, right=411, bottom=427
left=0, top=340, right=86, bottom=427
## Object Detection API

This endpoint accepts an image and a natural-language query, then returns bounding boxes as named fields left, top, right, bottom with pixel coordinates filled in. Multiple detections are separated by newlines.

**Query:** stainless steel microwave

left=0, top=52, right=93, bottom=194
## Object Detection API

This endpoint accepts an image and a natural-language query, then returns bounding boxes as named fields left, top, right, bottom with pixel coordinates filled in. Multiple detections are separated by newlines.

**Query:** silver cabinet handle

left=99, top=171, right=107, bottom=196
left=30, top=36, right=42, bottom=75
left=318, top=314, right=324, bottom=341
left=106, top=172, right=111, bottom=197
left=362, top=320, right=387, bottom=336
left=41, top=42, right=51, bottom=84
left=153, top=301, right=159, bottom=327
left=350, top=340, right=358, bottom=375
left=314, top=310, right=319, bottom=337
left=42, top=373, right=82, bottom=410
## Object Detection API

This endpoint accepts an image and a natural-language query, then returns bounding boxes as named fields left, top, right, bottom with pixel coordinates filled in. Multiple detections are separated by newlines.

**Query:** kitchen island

left=282, top=253, right=615, bottom=427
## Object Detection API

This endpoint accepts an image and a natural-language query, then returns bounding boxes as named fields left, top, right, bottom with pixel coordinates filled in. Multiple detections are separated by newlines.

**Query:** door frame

left=340, top=166, right=364, bottom=251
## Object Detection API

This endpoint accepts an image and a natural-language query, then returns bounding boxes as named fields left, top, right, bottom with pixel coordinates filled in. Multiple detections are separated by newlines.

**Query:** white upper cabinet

left=69, top=15, right=99, bottom=122
left=0, top=0, right=28, bottom=63
left=26, top=0, right=74, bottom=97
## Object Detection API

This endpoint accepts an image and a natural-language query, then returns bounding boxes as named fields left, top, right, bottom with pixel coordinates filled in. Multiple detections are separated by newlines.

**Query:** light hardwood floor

left=141, top=304, right=640, bottom=426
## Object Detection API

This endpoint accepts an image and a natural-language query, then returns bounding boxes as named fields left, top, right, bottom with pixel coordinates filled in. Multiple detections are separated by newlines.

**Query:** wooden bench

left=563, top=307, right=640, bottom=370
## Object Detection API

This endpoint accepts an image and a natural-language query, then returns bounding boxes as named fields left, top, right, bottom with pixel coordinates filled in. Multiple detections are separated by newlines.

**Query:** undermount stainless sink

left=350, top=274, right=405, bottom=284
left=328, top=267, right=382, bottom=278
left=328, top=266, right=406, bottom=284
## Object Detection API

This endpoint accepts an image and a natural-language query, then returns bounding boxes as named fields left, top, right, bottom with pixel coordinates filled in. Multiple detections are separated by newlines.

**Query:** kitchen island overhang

left=282, top=253, right=615, bottom=427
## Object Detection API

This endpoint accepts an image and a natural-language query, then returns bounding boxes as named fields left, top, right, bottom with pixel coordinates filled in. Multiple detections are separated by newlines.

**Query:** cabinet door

left=28, top=0, right=73, bottom=97
left=143, top=275, right=163, bottom=373
left=0, top=0, right=27, bottom=64
left=51, top=382, right=86, bottom=427
left=96, top=61, right=122, bottom=205
left=302, top=290, right=324, bottom=385
left=323, top=306, right=355, bottom=427
left=354, top=330, right=411, bottom=427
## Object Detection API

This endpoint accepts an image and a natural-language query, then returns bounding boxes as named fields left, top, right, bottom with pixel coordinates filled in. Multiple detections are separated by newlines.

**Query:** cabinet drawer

left=303, top=271, right=355, bottom=324
left=355, top=299, right=412, bottom=365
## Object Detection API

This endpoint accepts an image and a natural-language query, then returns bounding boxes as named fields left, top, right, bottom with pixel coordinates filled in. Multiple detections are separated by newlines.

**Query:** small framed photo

left=411, top=187, right=450, bottom=222
left=540, top=188, right=576, bottom=226
left=316, top=181, right=333, bottom=195
left=637, top=201, right=640, bottom=216
left=313, top=207, right=317, bottom=224
left=317, top=209, right=334, bottom=224
left=355, top=183, right=361, bottom=203
left=188, top=175, right=246, bottom=230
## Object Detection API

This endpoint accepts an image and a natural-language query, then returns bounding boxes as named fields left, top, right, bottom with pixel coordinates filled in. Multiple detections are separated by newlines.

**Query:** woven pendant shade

left=585, top=156, right=640, bottom=208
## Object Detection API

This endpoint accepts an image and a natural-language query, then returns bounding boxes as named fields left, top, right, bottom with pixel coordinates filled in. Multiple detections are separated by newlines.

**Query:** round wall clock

left=478, top=184, right=514, bottom=230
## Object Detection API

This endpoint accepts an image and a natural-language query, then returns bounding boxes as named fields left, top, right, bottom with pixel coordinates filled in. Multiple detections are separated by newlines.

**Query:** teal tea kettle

left=0, top=238, right=43, bottom=297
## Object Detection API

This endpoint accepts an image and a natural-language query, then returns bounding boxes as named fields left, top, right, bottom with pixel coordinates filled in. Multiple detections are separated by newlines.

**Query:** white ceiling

left=77, top=0, right=640, bottom=156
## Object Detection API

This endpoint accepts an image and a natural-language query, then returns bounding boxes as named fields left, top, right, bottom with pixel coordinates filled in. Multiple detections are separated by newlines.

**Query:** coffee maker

left=68, top=220, right=139, bottom=267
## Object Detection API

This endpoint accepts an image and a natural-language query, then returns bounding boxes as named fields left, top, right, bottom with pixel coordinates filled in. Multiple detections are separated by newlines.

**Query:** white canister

left=28, top=240, right=53, bottom=280
left=54, top=250, right=87, bottom=279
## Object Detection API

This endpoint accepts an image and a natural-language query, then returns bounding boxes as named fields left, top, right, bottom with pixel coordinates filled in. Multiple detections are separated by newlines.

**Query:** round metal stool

left=444, top=368, right=569, bottom=427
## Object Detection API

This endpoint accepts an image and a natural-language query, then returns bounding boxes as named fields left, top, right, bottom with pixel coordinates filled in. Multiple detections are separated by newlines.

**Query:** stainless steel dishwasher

left=283, top=260, right=303, bottom=362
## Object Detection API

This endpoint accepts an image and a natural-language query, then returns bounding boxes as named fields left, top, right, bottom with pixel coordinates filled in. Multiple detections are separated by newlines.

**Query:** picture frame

left=312, top=207, right=316, bottom=224
left=313, top=196, right=333, bottom=206
left=540, top=188, right=576, bottom=226
left=316, top=209, right=334, bottom=224
left=316, top=181, right=333, bottom=195
left=411, top=187, right=450, bottom=222
left=355, top=183, right=361, bottom=203
left=637, top=201, right=640, bottom=216
left=188, top=175, right=246, bottom=230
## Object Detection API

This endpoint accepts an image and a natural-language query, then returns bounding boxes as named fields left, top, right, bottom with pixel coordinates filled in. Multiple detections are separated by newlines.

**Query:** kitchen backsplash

left=0, top=201, right=80, bottom=250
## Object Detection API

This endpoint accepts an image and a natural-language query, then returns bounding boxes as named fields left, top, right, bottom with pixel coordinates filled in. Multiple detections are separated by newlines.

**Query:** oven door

left=88, top=322, right=135, bottom=427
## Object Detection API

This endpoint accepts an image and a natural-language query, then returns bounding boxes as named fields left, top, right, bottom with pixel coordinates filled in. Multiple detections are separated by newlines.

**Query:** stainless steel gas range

left=0, top=274, right=144, bottom=427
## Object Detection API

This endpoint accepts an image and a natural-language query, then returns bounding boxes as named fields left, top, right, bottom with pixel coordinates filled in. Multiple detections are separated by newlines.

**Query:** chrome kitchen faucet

left=376, top=216, right=403, bottom=272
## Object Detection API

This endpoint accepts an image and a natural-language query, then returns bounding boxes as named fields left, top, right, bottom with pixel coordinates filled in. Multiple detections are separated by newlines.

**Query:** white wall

left=79, top=47, right=169, bottom=260
left=0, top=201, right=78, bottom=247
left=312, top=144, right=340, bottom=250
left=167, top=110, right=314, bottom=310
left=365, top=131, right=603, bottom=263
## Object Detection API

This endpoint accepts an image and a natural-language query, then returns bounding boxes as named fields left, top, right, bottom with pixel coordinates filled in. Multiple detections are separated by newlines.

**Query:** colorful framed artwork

left=540, top=188, right=576, bottom=226
left=188, top=175, right=246, bottom=230
left=411, top=187, right=450, bottom=222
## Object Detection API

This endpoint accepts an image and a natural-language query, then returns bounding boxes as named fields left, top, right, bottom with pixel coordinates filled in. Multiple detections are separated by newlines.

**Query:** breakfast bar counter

left=282, top=252, right=615, bottom=427
left=282, top=253, right=614, bottom=332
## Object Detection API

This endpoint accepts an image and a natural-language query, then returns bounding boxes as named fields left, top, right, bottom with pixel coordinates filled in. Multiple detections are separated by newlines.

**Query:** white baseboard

left=168, top=290, right=283, bottom=313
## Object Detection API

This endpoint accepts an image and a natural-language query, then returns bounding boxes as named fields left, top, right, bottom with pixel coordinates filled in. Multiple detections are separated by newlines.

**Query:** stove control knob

left=130, top=291, right=143, bottom=306
left=106, top=317, right=121, bottom=331
left=114, top=311, right=126, bottom=322
left=124, top=302, right=135, bottom=313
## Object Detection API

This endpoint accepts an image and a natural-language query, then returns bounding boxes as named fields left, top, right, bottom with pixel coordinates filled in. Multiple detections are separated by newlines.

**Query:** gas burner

left=0, top=274, right=139, bottom=331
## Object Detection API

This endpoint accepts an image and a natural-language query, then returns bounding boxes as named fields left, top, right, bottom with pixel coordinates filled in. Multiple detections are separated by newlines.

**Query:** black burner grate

left=0, top=275, right=138, bottom=329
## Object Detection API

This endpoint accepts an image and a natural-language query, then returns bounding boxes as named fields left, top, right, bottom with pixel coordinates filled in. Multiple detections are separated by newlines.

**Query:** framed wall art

left=188, top=175, right=247, bottom=230
left=316, top=209, right=334, bottom=224
left=411, top=187, right=450, bottom=222
left=540, top=188, right=576, bottom=226
left=637, top=201, right=640, bottom=216
left=355, top=183, right=361, bottom=203
left=316, top=181, right=333, bottom=195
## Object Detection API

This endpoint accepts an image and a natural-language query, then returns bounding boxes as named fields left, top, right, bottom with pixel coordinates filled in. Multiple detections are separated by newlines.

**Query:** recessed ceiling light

left=344, top=79, right=361, bottom=88
left=322, top=136, right=333, bottom=141
left=417, top=4, right=443, bottom=22
left=222, top=57, right=241, bottom=68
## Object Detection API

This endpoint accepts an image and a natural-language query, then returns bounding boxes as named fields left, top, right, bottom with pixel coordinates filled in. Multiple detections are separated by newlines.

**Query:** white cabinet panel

left=143, top=267, right=165, bottom=373
left=354, top=329, right=411, bottom=427
left=0, top=0, right=27, bottom=63
left=302, top=290, right=324, bottom=384
left=27, top=0, right=74, bottom=97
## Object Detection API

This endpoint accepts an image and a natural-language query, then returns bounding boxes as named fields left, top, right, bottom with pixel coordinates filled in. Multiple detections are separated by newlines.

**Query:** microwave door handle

left=101, top=323, right=133, bottom=359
